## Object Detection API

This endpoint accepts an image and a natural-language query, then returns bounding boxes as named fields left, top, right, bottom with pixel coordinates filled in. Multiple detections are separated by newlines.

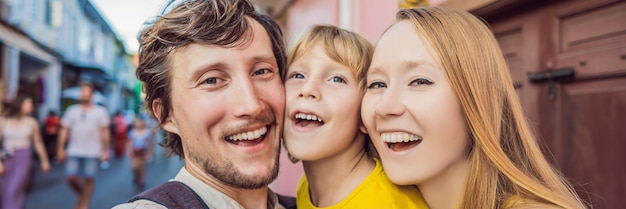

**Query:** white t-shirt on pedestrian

left=62, top=104, right=110, bottom=158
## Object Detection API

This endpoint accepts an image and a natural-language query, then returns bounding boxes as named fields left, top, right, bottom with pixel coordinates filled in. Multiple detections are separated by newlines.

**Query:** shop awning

left=0, top=21, right=56, bottom=63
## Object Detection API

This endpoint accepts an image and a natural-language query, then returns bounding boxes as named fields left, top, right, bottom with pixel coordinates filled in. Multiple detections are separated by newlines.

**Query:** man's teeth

left=295, top=113, right=323, bottom=122
left=381, top=133, right=422, bottom=143
left=227, top=127, right=267, bottom=141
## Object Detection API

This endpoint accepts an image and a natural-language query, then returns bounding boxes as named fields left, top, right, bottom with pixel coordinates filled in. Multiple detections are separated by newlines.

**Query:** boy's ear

left=152, top=99, right=179, bottom=135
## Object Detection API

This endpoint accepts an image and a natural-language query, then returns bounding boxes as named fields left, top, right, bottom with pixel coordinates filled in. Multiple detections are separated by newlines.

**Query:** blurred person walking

left=42, top=110, right=61, bottom=160
left=56, top=82, right=110, bottom=209
left=112, top=112, right=129, bottom=158
left=0, top=95, right=51, bottom=209
left=126, top=116, right=153, bottom=190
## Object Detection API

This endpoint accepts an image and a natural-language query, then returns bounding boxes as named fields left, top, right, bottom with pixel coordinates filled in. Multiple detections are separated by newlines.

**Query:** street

left=25, top=147, right=184, bottom=209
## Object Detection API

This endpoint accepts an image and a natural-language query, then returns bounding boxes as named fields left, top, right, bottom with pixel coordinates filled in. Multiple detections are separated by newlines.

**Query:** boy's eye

left=331, top=76, right=345, bottom=83
left=289, top=72, right=305, bottom=79
left=409, top=78, right=434, bottom=86
left=367, top=82, right=386, bottom=89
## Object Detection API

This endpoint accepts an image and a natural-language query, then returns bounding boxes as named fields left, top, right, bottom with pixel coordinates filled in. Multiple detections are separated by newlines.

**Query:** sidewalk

left=25, top=148, right=184, bottom=209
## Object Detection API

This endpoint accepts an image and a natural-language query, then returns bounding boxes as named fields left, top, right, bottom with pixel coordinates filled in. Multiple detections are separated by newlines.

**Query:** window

left=45, top=0, right=62, bottom=27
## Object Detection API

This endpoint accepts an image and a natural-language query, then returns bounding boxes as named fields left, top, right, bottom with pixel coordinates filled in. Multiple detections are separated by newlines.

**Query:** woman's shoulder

left=25, top=116, right=40, bottom=127
left=25, top=116, right=37, bottom=123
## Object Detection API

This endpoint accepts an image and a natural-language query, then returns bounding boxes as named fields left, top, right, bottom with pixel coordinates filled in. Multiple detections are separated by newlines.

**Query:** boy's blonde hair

left=285, top=25, right=376, bottom=163
left=285, top=25, right=374, bottom=90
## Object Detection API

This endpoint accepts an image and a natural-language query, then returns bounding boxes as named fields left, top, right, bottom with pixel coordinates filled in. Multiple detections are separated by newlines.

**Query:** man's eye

left=253, top=68, right=271, bottom=76
left=367, top=82, right=387, bottom=89
left=409, top=78, right=434, bottom=86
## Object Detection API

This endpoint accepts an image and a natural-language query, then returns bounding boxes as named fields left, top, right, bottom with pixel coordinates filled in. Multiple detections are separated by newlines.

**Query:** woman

left=0, top=95, right=51, bottom=209
left=361, top=7, right=587, bottom=209
left=127, top=116, right=153, bottom=190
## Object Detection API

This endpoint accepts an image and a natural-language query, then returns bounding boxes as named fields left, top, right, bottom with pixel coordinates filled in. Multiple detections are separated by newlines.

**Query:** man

left=114, top=0, right=293, bottom=208
left=57, top=82, right=110, bottom=209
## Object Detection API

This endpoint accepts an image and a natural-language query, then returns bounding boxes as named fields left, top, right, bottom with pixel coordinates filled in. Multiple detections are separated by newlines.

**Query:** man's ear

left=359, top=124, right=368, bottom=135
left=152, top=99, right=179, bottom=134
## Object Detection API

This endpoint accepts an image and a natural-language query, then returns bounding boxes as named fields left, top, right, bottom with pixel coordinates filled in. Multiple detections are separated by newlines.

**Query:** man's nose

left=232, top=79, right=266, bottom=118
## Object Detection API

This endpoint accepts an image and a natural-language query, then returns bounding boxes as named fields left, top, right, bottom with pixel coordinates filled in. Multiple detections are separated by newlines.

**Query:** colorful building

left=0, top=0, right=138, bottom=119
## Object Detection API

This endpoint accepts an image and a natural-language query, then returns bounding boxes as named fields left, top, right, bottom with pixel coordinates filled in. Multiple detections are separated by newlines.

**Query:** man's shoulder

left=93, top=105, right=108, bottom=114
left=112, top=199, right=167, bottom=209
left=275, top=193, right=296, bottom=209
left=64, top=105, right=80, bottom=113
left=125, top=181, right=210, bottom=209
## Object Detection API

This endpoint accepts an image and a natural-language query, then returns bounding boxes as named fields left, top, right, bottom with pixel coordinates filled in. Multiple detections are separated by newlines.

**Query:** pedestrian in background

left=57, top=82, right=110, bottom=209
left=42, top=110, right=61, bottom=160
left=113, top=111, right=129, bottom=158
left=126, top=115, right=153, bottom=190
left=0, top=94, right=51, bottom=209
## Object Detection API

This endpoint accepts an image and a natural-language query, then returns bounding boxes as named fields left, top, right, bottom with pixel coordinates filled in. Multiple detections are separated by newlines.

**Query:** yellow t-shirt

left=296, top=159, right=429, bottom=209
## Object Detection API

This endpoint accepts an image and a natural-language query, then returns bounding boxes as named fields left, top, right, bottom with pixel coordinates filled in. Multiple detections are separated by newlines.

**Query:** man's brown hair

left=137, top=0, right=286, bottom=157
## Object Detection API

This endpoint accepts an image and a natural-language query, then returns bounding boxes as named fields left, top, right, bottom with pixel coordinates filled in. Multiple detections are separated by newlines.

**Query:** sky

left=91, top=0, right=167, bottom=54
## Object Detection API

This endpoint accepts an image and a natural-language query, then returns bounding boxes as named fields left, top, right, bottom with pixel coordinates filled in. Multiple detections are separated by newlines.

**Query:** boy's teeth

left=381, top=133, right=422, bottom=143
left=227, top=127, right=267, bottom=141
left=295, top=113, right=323, bottom=122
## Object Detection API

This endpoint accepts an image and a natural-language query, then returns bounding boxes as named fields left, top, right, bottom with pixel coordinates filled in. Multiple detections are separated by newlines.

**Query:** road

left=25, top=147, right=184, bottom=209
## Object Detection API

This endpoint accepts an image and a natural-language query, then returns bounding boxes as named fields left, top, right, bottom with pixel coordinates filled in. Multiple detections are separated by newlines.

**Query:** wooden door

left=489, top=0, right=626, bottom=208
left=549, top=1, right=626, bottom=208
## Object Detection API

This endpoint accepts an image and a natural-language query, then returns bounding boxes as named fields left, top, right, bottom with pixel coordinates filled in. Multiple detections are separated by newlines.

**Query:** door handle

left=528, top=67, right=575, bottom=101
left=528, top=67, right=575, bottom=83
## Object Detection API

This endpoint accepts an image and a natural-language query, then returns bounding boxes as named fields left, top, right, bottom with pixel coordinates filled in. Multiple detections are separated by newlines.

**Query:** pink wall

left=358, top=0, right=450, bottom=43
left=357, top=0, right=398, bottom=44
left=285, top=0, right=339, bottom=45
left=270, top=146, right=303, bottom=196
left=285, top=0, right=399, bottom=45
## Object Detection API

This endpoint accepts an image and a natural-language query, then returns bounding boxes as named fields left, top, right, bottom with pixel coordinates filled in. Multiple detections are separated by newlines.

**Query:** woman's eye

left=203, top=77, right=219, bottom=84
left=410, top=78, right=434, bottom=86
left=331, top=76, right=345, bottom=83
left=367, top=82, right=387, bottom=89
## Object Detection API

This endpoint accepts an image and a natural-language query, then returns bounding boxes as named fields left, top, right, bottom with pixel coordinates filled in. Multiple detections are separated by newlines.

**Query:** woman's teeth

left=381, top=133, right=422, bottom=143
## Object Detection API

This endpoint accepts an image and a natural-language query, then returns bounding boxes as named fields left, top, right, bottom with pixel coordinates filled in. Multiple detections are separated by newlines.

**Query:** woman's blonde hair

left=286, top=25, right=374, bottom=90
left=396, top=7, right=586, bottom=209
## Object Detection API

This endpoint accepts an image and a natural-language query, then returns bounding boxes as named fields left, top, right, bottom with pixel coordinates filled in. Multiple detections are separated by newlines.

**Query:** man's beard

left=79, top=99, right=90, bottom=104
left=189, top=144, right=280, bottom=189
